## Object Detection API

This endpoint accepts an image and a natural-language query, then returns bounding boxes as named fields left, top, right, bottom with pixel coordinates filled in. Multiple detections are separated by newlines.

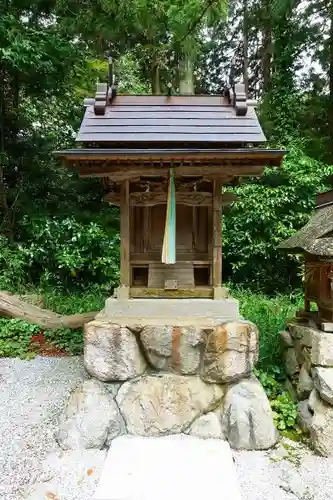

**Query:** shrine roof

left=279, top=191, right=333, bottom=257
left=75, top=89, right=266, bottom=146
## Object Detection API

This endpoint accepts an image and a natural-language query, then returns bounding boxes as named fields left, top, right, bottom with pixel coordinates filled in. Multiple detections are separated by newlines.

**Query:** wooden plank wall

left=212, top=181, right=222, bottom=291
left=120, top=180, right=130, bottom=296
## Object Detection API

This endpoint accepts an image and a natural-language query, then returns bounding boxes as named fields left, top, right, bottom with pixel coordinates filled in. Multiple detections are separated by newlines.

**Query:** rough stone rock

left=288, top=324, right=313, bottom=347
left=312, top=367, right=333, bottom=405
left=280, top=330, right=293, bottom=348
left=298, top=400, right=312, bottom=433
left=308, top=389, right=333, bottom=456
left=140, top=325, right=202, bottom=374
left=84, top=321, right=147, bottom=381
left=311, top=330, right=333, bottom=367
left=105, top=382, right=123, bottom=398
left=201, top=321, right=259, bottom=383
left=285, top=378, right=298, bottom=403
left=187, top=412, right=224, bottom=439
left=221, top=376, right=278, bottom=450
left=56, top=379, right=124, bottom=450
left=292, top=339, right=303, bottom=366
left=297, top=364, right=313, bottom=400
left=116, top=374, right=224, bottom=436
left=284, top=348, right=300, bottom=378
left=301, top=347, right=312, bottom=372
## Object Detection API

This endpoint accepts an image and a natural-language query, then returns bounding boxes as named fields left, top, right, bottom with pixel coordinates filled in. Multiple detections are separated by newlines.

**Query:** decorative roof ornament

left=231, top=83, right=248, bottom=117
left=93, top=56, right=117, bottom=116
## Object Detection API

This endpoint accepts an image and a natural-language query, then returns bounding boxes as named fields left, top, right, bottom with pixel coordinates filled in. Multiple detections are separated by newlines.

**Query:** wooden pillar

left=119, top=180, right=130, bottom=299
left=212, top=181, right=228, bottom=299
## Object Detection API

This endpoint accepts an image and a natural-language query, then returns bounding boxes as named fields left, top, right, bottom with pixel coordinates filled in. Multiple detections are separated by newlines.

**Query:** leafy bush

left=44, top=328, right=84, bottom=355
left=41, top=287, right=107, bottom=355
left=0, top=237, right=29, bottom=292
left=43, top=286, right=106, bottom=315
left=223, top=146, right=333, bottom=293
left=255, top=367, right=299, bottom=434
left=0, top=216, right=120, bottom=291
left=232, top=287, right=303, bottom=368
left=0, top=319, right=40, bottom=359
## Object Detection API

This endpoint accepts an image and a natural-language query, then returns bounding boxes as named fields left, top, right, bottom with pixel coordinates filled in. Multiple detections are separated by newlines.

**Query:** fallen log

left=0, top=291, right=98, bottom=330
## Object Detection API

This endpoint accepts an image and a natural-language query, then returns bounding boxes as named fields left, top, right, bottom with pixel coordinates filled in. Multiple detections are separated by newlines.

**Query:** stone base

left=56, top=300, right=279, bottom=452
left=56, top=375, right=278, bottom=452
left=281, top=320, right=333, bottom=456
left=100, top=297, right=240, bottom=326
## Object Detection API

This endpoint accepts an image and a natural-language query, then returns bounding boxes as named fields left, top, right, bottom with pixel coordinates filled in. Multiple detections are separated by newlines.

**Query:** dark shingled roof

left=76, top=94, right=266, bottom=145
left=279, top=201, right=333, bottom=257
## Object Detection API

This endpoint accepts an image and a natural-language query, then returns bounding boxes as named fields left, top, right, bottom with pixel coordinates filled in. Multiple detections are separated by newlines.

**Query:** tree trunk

left=0, top=65, right=12, bottom=240
left=179, top=57, right=194, bottom=94
left=262, top=0, right=272, bottom=94
left=329, top=2, right=333, bottom=163
left=151, top=62, right=161, bottom=95
left=243, top=0, right=249, bottom=94
left=0, top=291, right=98, bottom=329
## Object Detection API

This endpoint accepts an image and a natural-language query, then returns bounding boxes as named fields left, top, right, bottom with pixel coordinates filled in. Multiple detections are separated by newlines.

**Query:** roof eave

left=54, top=147, right=286, bottom=165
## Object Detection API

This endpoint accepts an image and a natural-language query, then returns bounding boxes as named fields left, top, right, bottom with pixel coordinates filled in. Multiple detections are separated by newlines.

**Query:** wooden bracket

left=94, top=82, right=109, bottom=115
left=233, top=83, right=248, bottom=116
left=93, top=85, right=117, bottom=116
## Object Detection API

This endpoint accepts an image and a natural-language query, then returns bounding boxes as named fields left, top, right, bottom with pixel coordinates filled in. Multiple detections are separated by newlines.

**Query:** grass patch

left=231, top=286, right=303, bottom=368
left=42, top=285, right=106, bottom=315
left=40, top=286, right=107, bottom=355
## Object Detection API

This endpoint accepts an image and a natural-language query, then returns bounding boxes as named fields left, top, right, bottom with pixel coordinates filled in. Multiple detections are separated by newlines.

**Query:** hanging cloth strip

left=161, top=168, right=176, bottom=264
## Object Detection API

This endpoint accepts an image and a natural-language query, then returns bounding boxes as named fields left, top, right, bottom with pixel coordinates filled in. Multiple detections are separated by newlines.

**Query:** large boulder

left=284, top=348, right=300, bottom=378
left=140, top=325, right=202, bottom=374
left=311, top=330, right=333, bottom=367
left=84, top=321, right=147, bottom=381
left=296, top=364, right=313, bottom=401
left=312, top=367, right=333, bottom=406
left=308, top=389, right=333, bottom=456
left=298, top=400, right=313, bottom=433
left=279, top=330, right=293, bottom=348
left=186, top=412, right=224, bottom=439
left=201, top=321, right=259, bottom=383
left=221, top=376, right=278, bottom=450
left=116, top=374, right=224, bottom=436
left=288, top=324, right=314, bottom=366
left=288, top=324, right=314, bottom=347
left=56, top=379, right=125, bottom=450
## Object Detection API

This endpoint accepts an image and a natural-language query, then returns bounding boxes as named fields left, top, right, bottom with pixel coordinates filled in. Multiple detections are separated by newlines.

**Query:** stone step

left=93, top=435, right=242, bottom=500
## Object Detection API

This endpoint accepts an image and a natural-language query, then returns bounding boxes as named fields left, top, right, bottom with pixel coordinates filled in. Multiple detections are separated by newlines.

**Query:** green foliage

left=13, top=216, right=120, bottom=290
left=43, top=287, right=106, bottom=315
left=42, top=287, right=107, bottom=355
left=44, top=328, right=83, bottom=355
left=233, top=287, right=302, bottom=368
left=0, top=318, right=39, bottom=359
left=224, top=147, right=333, bottom=293
left=0, top=236, right=28, bottom=291
left=255, top=367, right=300, bottom=434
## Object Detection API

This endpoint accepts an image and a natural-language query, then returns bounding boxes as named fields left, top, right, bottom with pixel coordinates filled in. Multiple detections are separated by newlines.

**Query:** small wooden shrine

left=56, top=74, right=284, bottom=301
left=280, top=189, right=333, bottom=325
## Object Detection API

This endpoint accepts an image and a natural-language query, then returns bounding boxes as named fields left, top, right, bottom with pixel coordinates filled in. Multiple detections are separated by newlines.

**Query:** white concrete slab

left=93, top=434, right=242, bottom=500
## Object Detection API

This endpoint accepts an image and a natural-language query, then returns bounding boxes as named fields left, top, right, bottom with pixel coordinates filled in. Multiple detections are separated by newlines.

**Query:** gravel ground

left=1, top=357, right=333, bottom=500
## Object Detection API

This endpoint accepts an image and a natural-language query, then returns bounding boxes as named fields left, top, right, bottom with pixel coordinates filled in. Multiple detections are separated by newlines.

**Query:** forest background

left=1, top=0, right=333, bottom=429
